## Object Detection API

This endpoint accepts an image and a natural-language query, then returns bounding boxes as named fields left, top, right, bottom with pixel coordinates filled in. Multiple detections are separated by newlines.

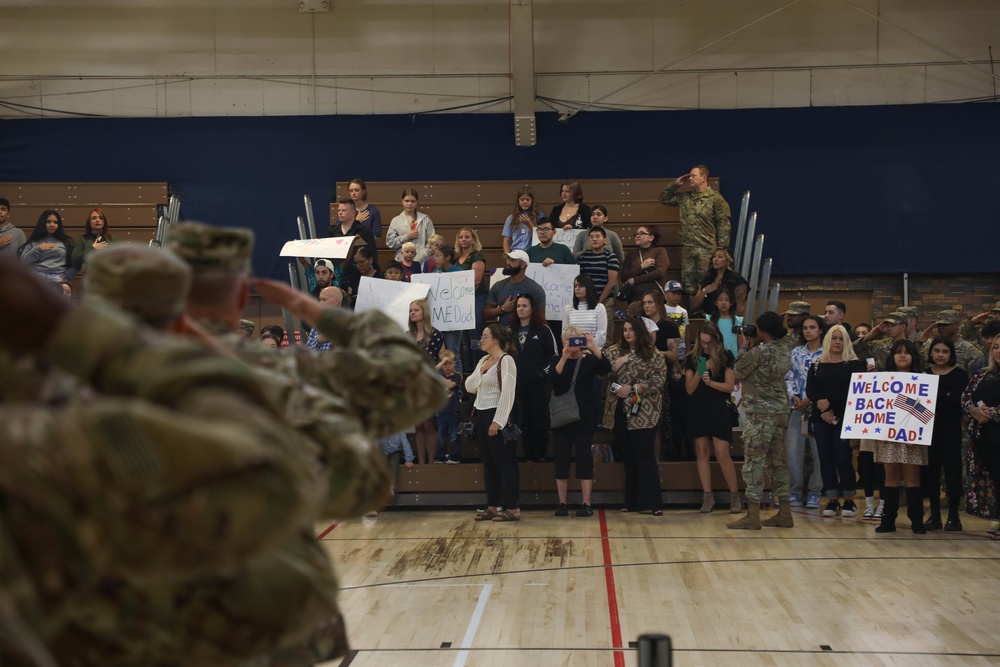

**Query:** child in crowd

left=400, top=242, right=421, bottom=282
left=378, top=431, right=415, bottom=495
left=435, top=350, right=463, bottom=463
left=433, top=245, right=461, bottom=273
left=663, top=280, right=690, bottom=362
left=383, top=260, right=403, bottom=281
left=423, top=234, right=445, bottom=274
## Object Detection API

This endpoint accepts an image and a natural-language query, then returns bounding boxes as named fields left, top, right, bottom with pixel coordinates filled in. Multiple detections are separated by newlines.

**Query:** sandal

left=651, top=510, right=663, bottom=517
left=492, top=509, right=521, bottom=522
left=620, top=508, right=632, bottom=513
left=475, top=508, right=499, bottom=522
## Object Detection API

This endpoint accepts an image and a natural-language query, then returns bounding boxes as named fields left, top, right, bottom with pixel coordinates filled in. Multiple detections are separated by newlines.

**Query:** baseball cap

left=665, top=280, right=683, bottom=293
left=504, top=249, right=530, bottom=263
left=783, top=301, right=811, bottom=315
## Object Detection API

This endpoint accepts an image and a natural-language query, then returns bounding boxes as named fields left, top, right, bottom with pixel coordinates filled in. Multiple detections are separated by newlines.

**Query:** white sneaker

left=863, top=497, right=875, bottom=520
left=874, top=499, right=885, bottom=519
left=988, top=521, right=1000, bottom=536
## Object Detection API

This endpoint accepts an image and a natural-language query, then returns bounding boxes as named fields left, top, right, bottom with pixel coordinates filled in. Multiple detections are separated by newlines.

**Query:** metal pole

left=768, top=282, right=780, bottom=312
left=167, top=195, right=180, bottom=225
left=285, top=263, right=301, bottom=346
left=903, top=272, right=909, bottom=307
left=743, top=234, right=764, bottom=325
left=304, top=195, right=317, bottom=240
left=296, top=216, right=307, bottom=241
left=740, top=212, right=757, bottom=277
left=757, top=258, right=773, bottom=321
left=151, top=214, right=166, bottom=248
left=637, top=633, right=672, bottom=667
left=733, top=191, right=750, bottom=272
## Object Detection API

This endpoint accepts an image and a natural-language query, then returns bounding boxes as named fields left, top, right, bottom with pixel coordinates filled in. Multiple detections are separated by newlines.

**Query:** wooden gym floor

left=316, top=506, right=1000, bottom=667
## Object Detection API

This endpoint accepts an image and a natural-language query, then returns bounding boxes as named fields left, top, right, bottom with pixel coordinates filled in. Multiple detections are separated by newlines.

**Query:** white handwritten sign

left=525, top=263, right=580, bottom=321
left=353, top=277, right=430, bottom=331
left=532, top=228, right=584, bottom=249
left=411, top=271, right=476, bottom=332
left=841, top=372, right=938, bottom=446
left=280, top=236, right=364, bottom=259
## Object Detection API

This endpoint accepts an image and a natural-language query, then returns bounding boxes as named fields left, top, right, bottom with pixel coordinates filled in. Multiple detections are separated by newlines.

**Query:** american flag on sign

left=896, top=394, right=934, bottom=425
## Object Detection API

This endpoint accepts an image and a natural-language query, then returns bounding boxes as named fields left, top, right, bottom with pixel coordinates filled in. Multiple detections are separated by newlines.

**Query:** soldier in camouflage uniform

left=54, top=235, right=446, bottom=666
left=0, top=255, right=322, bottom=667
left=853, top=311, right=908, bottom=371
left=728, top=312, right=794, bottom=530
left=917, top=310, right=984, bottom=374
left=659, top=165, right=731, bottom=303
left=897, top=306, right=919, bottom=342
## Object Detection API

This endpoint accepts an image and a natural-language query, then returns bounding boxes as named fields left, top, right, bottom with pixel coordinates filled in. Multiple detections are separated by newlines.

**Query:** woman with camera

left=466, top=324, right=520, bottom=522
left=618, top=225, right=669, bottom=302
left=550, top=327, right=611, bottom=517
left=603, top=317, right=667, bottom=515
left=685, top=322, right=741, bottom=513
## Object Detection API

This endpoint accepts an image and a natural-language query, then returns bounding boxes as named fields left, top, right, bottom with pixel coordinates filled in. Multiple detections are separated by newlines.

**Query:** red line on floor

left=599, top=509, right=626, bottom=667
left=315, top=521, right=340, bottom=539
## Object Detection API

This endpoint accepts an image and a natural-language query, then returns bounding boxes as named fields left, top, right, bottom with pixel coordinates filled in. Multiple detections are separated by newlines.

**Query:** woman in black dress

left=685, top=322, right=741, bottom=513
left=921, top=337, right=969, bottom=531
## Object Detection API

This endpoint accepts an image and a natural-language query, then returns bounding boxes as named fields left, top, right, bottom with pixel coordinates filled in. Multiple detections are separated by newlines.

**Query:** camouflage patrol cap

left=83, top=244, right=191, bottom=322
left=897, top=306, right=918, bottom=317
left=881, top=312, right=906, bottom=325
left=934, top=310, right=963, bottom=325
left=783, top=301, right=811, bottom=315
left=239, top=319, right=256, bottom=335
left=990, top=300, right=1000, bottom=313
left=166, top=221, right=254, bottom=273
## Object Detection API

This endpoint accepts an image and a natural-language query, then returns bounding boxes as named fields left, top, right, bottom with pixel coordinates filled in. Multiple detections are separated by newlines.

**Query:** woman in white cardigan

left=466, top=323, right=520, bottom=522
left=386, top=188, right=436, bottom=264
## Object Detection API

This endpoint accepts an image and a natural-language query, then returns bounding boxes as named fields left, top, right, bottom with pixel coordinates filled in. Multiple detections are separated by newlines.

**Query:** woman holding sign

left=872, top=339, right=928, bottom=534
left=806, top=325, right=866, bottom=520
left=962, top=337, right=1000, bottom=539
left=387, top=188, right=436, bottom=265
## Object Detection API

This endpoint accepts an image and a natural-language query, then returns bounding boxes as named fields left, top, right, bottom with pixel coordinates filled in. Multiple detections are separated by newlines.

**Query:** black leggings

left=516, top=384, right=551, bottom=461
left=858, top=450, right=885, bottom=497
left=553, top=423, right=595, bottom=480
left=922, top=432, right=963, bottom=505
left=474, top=408, right=519, bottom=509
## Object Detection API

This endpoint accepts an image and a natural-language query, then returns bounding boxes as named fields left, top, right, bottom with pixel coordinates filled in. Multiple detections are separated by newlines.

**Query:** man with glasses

left=659, top=165, right=731, bottom=305
left=526, top=220, right=574, bottom=266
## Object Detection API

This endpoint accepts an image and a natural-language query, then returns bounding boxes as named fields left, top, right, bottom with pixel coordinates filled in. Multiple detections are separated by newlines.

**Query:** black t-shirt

left=652, top=319, right=681, bottom=353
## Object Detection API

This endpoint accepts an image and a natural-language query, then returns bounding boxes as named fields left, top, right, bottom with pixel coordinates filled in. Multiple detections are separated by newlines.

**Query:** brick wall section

left=777, top=273, right=1000, bottom=324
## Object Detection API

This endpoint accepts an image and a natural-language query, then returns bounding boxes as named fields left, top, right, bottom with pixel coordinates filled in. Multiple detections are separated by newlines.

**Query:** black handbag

left=495, top=355, right=522, bottom=442
left=728, top=399, right=741, bottom=427
left=549, top=357, right=583, bottom=428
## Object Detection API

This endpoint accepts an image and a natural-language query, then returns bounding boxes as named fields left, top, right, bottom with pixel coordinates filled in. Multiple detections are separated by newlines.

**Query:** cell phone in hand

left=610, top=382, right=623, bottom=393
left=568, top=336, right=586, bottom=348
left=697, top=357, right=707, bottom=376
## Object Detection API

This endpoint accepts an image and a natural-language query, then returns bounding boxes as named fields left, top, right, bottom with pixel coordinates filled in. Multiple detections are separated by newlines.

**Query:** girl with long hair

left=513, top=294, right=558, bottom=462
left=386, top=188, right=436, bottom=264
left=685, top=322, right=741, bottom=513
left=710, top=287, right=743, bottom=355
left=455, top=227, right=489, bottom=367
left=692, top=246, right=749, bottom=317
left=873, top=339, right=928, bottom=533
left=20, top=210, right=75, bottom=282
left=922, top=337, right=968, bottom=531
left=562, top=273, right=608, bottom=348
left=502, top=186, right=544, bottom=254
left=604, top=317, right=667, bottom=515
left=408, top=298, right=444, bottom=464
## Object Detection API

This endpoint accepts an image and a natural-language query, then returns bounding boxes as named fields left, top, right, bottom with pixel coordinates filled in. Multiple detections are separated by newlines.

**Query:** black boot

left=924, top=494, right=943, bottom=531
left=875, top=487, right=899, bottom=533
left=944, top=499, right=963, bottom=532
left=907, top=487, right=926, bottom=534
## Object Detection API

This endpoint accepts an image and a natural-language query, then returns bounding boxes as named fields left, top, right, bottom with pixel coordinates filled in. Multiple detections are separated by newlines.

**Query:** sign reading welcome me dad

left=841, top=372, right=939, bottom=446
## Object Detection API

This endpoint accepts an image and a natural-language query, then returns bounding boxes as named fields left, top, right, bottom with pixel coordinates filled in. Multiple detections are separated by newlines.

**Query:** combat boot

left=727, top=501, right=761, bottom=530
left=761, top=498, right=794, bottom=527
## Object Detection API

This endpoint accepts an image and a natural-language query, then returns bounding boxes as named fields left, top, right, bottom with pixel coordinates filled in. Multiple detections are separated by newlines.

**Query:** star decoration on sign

left=862, top=428, right=869, bottom=434
left=857, top=374, right=864, bottom=380
left=844, top=426, right=853, bottom=432
left=911, top=375, right=919, bottom=381
left=875, top=427, right=882, bottom=433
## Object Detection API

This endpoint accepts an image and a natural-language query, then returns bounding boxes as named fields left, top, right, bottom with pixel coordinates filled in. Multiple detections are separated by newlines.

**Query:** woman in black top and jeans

left=806, top=325, right=867, bottom=518
left=513, top=294, right=558, bottom=462
left=550, top=327, right=611, bottom=517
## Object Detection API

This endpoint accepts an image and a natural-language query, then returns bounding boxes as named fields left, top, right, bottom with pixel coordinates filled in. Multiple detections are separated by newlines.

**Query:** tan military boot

left=761, top=498, right=794, bottom=527
left=727, top=501, right=761, bottom=530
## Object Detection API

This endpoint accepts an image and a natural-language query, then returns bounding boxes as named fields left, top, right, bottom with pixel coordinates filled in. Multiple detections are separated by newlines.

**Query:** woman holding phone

left=386, top=188, right=435, bottom=264
left=685, top=322, right=741, bottom=513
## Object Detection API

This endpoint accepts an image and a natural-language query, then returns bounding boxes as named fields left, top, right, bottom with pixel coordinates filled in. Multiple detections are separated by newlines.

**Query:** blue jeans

left=813, top=417, right=856, bottom=499
left=785, top=409, right=822, bottom=497
left=436, top=412, right=461, bottom=460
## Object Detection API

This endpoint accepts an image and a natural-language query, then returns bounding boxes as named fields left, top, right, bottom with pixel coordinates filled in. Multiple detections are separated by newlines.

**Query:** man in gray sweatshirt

left=0, top=198, right=26, bottom=256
